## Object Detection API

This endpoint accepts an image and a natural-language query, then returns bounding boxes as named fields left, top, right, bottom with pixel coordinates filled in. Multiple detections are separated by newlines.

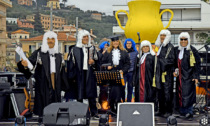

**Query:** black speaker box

left=43, top=101, right=90, bottom=126
left=117, top=103, right=154, bottom=126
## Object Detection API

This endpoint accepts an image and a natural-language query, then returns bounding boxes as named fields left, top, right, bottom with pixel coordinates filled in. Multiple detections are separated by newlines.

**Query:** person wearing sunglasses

left=173, top=32, right=201, bottom=121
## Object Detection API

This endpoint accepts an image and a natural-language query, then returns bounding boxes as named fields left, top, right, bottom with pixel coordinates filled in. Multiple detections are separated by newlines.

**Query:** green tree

left=196, top=32, right=208, bottom=43
left=206, top=37, right=210, bottom=44
left=33, top=8, right=44, bottom=34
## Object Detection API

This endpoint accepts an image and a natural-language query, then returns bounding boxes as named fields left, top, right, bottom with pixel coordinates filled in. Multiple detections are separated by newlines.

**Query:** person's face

left=113, top=40, right=120, bottom=49
left=82, top=35, right=89, bottom=44
left=180, top=37, right=188, bottom=47
left=47, top=38, right=55, bottom=48
left=126, top=41, right=132, bottom=49
left=142, top=46, right=150, bottom=53
left=160, top=34, right=166, bottom=43
left=104, top=44, right=109, bottom=49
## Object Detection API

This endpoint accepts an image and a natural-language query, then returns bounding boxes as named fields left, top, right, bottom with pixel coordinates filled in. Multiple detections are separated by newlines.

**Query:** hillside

left=7, top=2, right=116, bottom=42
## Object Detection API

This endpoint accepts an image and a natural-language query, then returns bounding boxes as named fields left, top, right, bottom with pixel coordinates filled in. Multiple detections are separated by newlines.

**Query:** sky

left=64, top=0, right=131, bottom=15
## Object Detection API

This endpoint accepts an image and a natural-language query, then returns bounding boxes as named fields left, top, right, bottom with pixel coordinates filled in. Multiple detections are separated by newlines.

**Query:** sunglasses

left=180, top=38, right=188, bottom=41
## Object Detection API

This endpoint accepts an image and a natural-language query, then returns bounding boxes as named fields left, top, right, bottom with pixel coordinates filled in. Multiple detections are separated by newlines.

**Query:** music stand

left=95, top=71, right=124, bottom=117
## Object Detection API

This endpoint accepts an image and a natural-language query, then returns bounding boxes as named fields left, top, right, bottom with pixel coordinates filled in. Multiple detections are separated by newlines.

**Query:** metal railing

left=162, top=18, right=201, bottom=21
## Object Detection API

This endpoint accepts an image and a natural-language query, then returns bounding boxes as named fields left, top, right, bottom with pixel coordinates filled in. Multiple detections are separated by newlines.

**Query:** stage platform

left=0, top=114, right=204, bottom=126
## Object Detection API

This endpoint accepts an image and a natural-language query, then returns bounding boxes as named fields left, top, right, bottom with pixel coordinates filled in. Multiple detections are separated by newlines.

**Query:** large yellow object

left=115, top=0, right=174, bottom=43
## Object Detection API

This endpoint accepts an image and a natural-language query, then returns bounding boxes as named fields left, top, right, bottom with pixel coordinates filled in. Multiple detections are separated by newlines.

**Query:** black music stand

left=95, top=71, right=124, bottom=117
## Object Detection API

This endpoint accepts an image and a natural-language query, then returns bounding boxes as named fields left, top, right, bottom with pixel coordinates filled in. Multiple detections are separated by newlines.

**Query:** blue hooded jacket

left=124, top=38, right=138, bottom=72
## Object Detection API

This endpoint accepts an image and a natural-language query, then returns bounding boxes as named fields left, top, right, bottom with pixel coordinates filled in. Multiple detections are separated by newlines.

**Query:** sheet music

left=15, top=46, right=33, bottom=70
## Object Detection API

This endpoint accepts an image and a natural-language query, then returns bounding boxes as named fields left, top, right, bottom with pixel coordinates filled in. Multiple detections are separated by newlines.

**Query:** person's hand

left=21, top=58, right=28, bottom=67
left=88, top=59, right=95, bottom=65
left=102, top=50, right=106, bottom=54
left=173, top=72, right=178, bottom=77
left=119, top=70, right=123, bottom=74
left=107, top=66, right=113, bottom=70
left=192, top=79, right=199, bottom=85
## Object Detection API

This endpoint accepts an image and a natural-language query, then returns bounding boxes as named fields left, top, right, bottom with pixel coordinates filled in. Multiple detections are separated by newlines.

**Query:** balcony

left=6, top=48, right=15, bottom=52
left=0, top=0, right=12, bottom=8
left=0, top=10, right=6, bottom=18
left=162, top=18, right=201, bottom=22
left=7, top=55, right=15, bottom=60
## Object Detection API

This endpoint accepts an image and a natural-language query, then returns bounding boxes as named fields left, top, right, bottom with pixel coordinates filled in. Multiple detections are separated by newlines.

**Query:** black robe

left=17, top=48, right=69, bottom=116
left=135, top=54, right=155, bottom=102
left=67, top=46, right=99, bottom=100
left=156, top=43, right=175, bottom=89
left=174, top=46, right=200, bottom=108
left=155, top=42, right=175, bottom=113
left=101, top=49, right=130, bottom=102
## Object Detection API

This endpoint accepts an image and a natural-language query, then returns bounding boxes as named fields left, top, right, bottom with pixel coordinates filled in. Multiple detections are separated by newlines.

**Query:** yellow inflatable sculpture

left=115, top=0, right=174, bottom=43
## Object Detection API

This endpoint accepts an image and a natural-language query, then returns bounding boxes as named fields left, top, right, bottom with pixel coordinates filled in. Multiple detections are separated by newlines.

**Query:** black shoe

left=163, top=113, right=171, bottom=118
left=155, top=112, right=164, bottom=116
left=92, top=114, right=100, bottom=120
left=185, top=113, right=193, bottom=121
left=178, top=113, right=186, bottom=119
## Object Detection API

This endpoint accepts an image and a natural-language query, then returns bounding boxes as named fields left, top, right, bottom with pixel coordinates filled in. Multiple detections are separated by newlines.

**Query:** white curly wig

left=76, top=30, right=91, bottom=48
left=178, top=32, right=191, bottom=50
left=41, top=31, right=58, bottom=53
left=155, top=29, right=171, bottom=47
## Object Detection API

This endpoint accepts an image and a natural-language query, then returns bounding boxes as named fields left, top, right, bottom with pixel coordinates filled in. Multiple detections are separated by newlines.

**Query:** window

left=25, top=36, right=27, bottom=39
left=171, top=34, right=179, bottom=45
left=20, top=36, right=22, bottom=39
left=29, top=45, right=36, bottom=53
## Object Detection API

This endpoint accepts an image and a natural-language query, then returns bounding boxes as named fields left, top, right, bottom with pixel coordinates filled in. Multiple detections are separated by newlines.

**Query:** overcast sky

left=64, top=0, right=131, bottom=15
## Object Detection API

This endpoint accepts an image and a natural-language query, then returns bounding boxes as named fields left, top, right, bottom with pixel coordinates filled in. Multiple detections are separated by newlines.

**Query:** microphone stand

left=137, top=32, right=141, bottom=101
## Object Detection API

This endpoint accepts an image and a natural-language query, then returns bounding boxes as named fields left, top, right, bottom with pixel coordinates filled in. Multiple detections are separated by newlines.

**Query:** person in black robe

left=67, top=30, right=99, bottom=118
left=135, top=40, right=156, bottom=103
left=123, top=38, right=138, bottom=102
left=155, top=29, right=175, bottom=117
left=101, top=35, right=130, bottom=113
left=17, top=31, right=69, bottom=116
left=173, top=32, right=200, bottom=120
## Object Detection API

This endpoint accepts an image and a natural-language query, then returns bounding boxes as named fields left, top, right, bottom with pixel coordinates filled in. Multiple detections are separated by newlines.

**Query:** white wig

left=155, top=29, right=171, bottom=47
left=76, top=30, right=91, bottom=48
left=41, top=31, right=58, bottom=53
left=178, top=32, right=191, bottom=50
left=141, top=40, right=156, bottom=56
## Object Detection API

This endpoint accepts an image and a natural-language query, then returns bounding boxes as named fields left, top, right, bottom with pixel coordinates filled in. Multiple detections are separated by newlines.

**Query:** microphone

left=137, top=32, right=140, bottom=42
left=174, top=68, right=179, bottom=76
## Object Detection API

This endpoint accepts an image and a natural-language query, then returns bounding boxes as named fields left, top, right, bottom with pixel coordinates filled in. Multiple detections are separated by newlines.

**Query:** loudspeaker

left=117, top=103, right=154, bottom=126
left=43, top=101, right=90, bottom=126
left=10, top=90, right=31, bottom=117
